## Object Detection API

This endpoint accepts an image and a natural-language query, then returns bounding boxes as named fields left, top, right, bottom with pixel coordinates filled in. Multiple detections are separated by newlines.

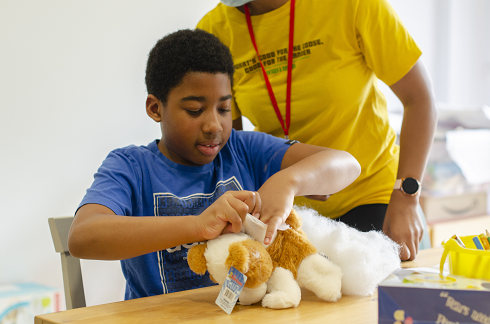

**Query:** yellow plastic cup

left=440, top=235, right=490, bottom=280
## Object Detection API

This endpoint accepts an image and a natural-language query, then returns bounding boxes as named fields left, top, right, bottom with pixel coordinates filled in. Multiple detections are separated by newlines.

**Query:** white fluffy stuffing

left=295, top=206, right=401, bottom=296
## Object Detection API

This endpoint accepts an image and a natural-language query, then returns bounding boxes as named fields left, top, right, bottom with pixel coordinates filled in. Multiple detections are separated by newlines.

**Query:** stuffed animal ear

left=240, top=239, right=273, bottom=289
left=285, top=208, right=302, bottom=230
left=226, top=241, right=250, bottom=274
left=187, top=243, right=208, bottom=275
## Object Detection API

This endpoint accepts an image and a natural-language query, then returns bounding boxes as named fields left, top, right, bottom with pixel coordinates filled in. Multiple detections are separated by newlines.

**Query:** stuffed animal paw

left=261, top=267, right=301, bottom=309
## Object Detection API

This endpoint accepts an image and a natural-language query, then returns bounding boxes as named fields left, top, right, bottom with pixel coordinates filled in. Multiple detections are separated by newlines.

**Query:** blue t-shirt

left=78, top=129, right=291, bottom=300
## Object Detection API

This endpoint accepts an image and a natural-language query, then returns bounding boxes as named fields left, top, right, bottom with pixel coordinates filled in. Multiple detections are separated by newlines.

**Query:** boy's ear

left=146, top=94, right=162, bottom=122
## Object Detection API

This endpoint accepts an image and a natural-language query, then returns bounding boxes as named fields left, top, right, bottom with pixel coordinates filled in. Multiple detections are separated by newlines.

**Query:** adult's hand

left=382, top=190, right=424, bottom=261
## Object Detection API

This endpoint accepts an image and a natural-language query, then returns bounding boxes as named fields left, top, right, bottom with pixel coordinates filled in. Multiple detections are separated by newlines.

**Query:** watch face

left=402, top=178, right=420, bottom=195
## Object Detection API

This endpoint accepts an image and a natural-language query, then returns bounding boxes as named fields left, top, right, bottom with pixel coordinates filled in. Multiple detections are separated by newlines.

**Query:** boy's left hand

left=256, top=174, right=296, bottom=245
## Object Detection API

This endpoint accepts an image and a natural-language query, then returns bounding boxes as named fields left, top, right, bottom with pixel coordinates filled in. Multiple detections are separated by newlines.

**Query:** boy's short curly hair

left=145, top=29, right=235, bottom=105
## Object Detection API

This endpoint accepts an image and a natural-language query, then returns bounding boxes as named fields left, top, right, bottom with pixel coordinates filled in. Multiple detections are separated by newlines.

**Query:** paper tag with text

left=215, top=266, right=247, bottom=315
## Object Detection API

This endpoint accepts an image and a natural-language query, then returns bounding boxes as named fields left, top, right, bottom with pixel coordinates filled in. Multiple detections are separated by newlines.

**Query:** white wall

left=1, top=0, right=489, bottom=310
left=0, top=0, right=220, bottom=308
left=380, top=0, right=490, bottom=110
left=445, top=0, right=490, bottom=105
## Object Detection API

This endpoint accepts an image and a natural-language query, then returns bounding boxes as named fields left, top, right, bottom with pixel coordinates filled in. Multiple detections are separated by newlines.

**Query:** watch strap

left=393, top=179, right=402, bottom=190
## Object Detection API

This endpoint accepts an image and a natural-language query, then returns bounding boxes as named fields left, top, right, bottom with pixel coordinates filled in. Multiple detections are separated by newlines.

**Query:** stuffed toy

left=187, top=206, right=401, bottom=309
left=187, top=209, right=343, bottom=309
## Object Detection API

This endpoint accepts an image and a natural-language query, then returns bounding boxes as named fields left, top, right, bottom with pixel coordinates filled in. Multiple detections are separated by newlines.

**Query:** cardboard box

left=420, top=192, right=488, bottom=224
left=378, top=268, right=490, bottom=324
left=0, top=283, right=60, bottom=324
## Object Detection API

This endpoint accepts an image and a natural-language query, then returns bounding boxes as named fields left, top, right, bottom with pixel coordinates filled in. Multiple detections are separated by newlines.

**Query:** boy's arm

left=68, top=191, right=259, bottom=260
left=258, top=143, right=361, bottom=245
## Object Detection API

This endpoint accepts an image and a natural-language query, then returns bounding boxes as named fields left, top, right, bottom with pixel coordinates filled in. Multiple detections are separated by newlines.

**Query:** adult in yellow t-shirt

left=197, top=0, right=437, bottom=261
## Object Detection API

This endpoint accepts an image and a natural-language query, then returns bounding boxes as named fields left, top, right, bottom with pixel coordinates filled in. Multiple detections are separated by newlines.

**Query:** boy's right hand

left=198, top=190, right=260, bottom=241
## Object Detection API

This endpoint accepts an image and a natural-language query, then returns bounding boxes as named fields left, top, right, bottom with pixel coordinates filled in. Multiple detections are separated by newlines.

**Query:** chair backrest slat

left=48, top=216, right=86, bottom=309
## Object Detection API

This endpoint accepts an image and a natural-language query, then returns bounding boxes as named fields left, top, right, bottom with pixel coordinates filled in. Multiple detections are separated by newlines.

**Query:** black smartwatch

left=393, top=177, right=421, bottom=196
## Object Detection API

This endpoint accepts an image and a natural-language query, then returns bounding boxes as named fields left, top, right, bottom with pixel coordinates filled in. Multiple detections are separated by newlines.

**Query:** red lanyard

left=244, top=0, right=295, bottom=139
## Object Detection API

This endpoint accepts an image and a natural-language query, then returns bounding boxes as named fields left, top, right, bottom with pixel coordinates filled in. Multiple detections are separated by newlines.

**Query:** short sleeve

left=355, top=0, right=422, bottom=85
left=77, top=150, right=142, bottom=216
left=230, top=131, right=290, bottom=189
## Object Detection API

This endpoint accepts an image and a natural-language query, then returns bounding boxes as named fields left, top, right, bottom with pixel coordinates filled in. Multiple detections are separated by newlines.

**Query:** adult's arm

left=384, top=60, right=437, bottom=261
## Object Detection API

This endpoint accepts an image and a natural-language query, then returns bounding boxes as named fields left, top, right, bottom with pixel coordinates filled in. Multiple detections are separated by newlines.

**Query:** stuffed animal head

left=187, top=232, right=273, bottom=289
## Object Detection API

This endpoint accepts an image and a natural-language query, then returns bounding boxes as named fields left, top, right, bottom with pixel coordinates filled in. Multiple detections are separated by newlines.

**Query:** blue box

left=378, top=268, right=490, bottom=324
left=0, top=283, right=60, bottom=324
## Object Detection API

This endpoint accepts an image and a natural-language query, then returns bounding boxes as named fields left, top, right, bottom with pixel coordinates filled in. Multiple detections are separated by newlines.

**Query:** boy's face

left=147, top=72, right=233, bottom=166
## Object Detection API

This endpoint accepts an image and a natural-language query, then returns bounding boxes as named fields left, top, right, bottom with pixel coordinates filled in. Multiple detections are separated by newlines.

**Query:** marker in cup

left=472, top=236, right=484, bottom=250
left=451, top=235, right=465, bottom=248
left=480, top=233, right=490, bottom=250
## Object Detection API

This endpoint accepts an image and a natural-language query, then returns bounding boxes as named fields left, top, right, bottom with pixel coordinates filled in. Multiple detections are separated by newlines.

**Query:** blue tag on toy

left=216, top=266, right=247, bottom=314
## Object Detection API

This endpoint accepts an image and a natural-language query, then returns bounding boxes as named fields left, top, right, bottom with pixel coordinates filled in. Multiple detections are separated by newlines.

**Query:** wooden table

left=35, top=248, right=444, bottom=324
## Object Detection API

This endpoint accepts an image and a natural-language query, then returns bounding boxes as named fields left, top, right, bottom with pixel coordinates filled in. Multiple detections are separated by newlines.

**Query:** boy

left=68, top=29, right=360, bottom=300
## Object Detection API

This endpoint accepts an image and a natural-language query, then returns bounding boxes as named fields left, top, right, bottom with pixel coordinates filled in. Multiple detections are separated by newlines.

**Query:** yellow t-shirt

left=197, top=0, right=421, bottom=219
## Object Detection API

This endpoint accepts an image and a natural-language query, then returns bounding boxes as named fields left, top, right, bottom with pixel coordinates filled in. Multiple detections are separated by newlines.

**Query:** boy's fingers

left=263, top=216, right=283, bottom=245
left=221, top=223, right=234, bottom=235
left=222, top=193, right=253, bottom=232
left=218, top=190, right=266, bottom=234
left=226, top=190, right=259, bottom=215
left=223, top=208, right=243, bottom=233
left=264, top=227, right=276, bottom=246
left=251, top=192, right=261, bottom=219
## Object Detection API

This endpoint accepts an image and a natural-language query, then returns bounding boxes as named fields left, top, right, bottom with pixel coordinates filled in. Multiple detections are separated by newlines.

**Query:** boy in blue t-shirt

left=69, top=29, right=361, bottom=300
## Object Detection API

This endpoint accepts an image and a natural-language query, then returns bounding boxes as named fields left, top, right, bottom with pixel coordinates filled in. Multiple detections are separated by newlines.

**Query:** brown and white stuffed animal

left=187, top=209, right=343, bottom=309
left=187, top=232, right=274, bottom=305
